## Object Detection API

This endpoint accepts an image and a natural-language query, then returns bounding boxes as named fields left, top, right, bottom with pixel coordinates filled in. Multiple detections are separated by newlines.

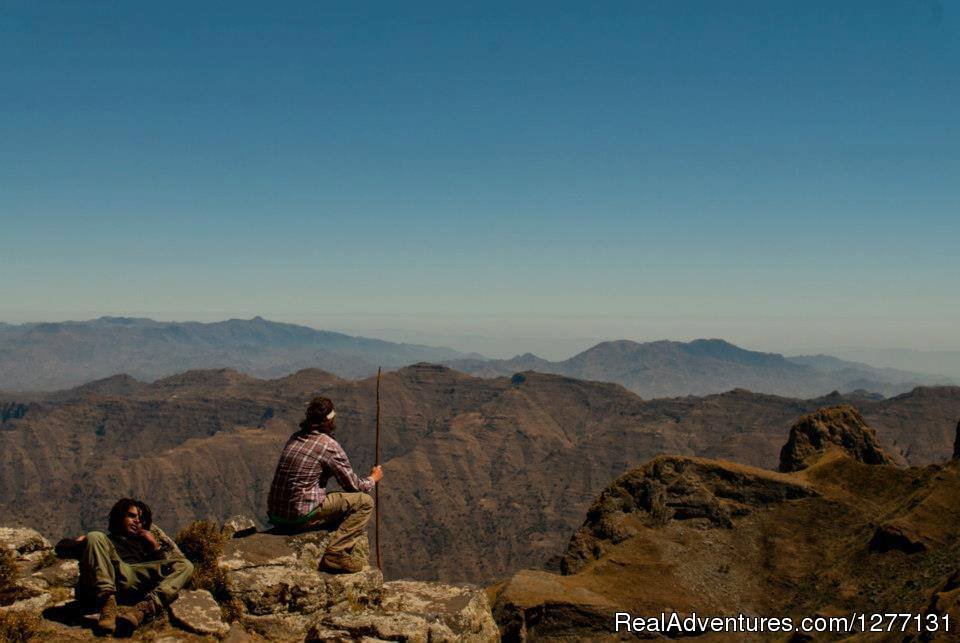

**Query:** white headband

left=326, top=410, right=336, bottom=420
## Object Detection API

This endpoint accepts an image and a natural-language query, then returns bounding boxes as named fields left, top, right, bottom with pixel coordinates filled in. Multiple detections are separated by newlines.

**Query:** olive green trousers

left=76, top=531, right=194, bottom=609
left=271, top=491, right=373, bottom=556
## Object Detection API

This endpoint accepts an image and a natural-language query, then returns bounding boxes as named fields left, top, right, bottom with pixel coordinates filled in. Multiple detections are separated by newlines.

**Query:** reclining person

left=56, top=498, right=194, bottom=635
left=267, top=396, right=383, bottom=573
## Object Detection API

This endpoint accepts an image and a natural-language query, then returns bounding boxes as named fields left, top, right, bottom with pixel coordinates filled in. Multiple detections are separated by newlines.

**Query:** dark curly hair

left=108, top=498, right=152, bottom=534
left=299, top=396, right=336, bottom=434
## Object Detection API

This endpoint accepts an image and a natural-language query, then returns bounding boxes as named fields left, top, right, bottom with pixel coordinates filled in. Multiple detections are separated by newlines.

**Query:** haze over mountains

left=0, top=317, right=951, bottom=398
left=0, top=316, right=478, bottom=391
left=831, top=347, right=960, bottom=382
left=2, top=364, right=958, bottom=584
left=446, top=338, right=951, bottom=398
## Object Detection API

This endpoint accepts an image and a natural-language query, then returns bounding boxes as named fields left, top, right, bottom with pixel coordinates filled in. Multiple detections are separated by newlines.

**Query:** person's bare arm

left=138, top=528, right=160, bottom=552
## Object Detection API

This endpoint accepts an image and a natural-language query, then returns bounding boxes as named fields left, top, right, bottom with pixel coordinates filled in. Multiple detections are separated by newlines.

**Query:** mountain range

left=446, top=338, right=952, bottom=398
left=0, top=316, right=478, bottom=391
left=0, top=317, right=951, bottom=399
left=2, top=364, right=958, bottom=585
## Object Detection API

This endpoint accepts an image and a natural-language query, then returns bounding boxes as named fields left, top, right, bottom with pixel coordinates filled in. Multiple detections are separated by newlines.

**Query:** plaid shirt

left=267, top=430, right=374, bottom=521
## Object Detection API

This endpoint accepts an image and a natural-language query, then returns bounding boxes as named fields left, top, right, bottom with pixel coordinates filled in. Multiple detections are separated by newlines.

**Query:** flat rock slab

left=221, top=530, right=331, bottom=570
left=169, top=589, right=230, bottom=637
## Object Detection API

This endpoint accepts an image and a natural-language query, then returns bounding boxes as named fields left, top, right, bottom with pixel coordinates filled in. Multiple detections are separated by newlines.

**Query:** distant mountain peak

left=66, top=373, right=147, bottom=397
left=582, top=339, right=643, bottom=352
left=400, top=362, right=457, bottom=375
left=154, top=368, right=256, bottom=388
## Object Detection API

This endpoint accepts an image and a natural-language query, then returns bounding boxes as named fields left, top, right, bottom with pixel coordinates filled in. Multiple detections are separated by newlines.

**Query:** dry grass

left=0, top=548, right=16, bottom=590
left=176, top=520, right=227, bottom=581
left=175, top=521, right=243, bottom=622
left=0, top=548, right=20, bottom=605
left=0, top=609, right=44, bottom=642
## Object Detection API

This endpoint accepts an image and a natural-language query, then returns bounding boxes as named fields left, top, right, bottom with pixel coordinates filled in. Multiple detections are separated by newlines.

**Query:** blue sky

left=2, top=1, right=957, bottom=357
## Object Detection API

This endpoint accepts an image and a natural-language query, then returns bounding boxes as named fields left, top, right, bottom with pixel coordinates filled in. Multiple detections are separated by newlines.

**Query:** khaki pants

left=76, top=531, right=194, bottom=609
left=303, top=492, right=374, bottom=556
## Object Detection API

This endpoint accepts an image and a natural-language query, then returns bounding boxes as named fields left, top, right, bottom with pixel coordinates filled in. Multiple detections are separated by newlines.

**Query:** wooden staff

left=375, top=366, right=382, bottom=571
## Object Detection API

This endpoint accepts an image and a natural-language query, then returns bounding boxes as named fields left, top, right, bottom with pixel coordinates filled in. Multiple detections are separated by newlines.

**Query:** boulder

left=222, top=623, right=255, bottom=642
left=0, top=527, right=50, bottom=556
left=313, top=609, right=435, bottom=642
left=304, top=625, right=355, bottom=642
left=222, top=530, right=383, bottom=638
left=14, top=575, right=48, bottom=595
left=379, top=580, right=498, bottom=640
left=779, top=405, right=895, bottom=472
left=561, top=456, right=814, bottom=574
left=221, top=529, right=331, bottom=571
left=33, top=560, right=79, bottom=589
left=0, top=592, right=52, bottom=613
left=309, top=580, right=499, bottom=642
left=491, top=570, right=615, bottom=641
left=169, top=589, right=231, bottom=636
left=222, top=515, right=258, bottom=539
left=229, top=564, right=382, bottom=616
left=240, top=612, right=315, bottom=641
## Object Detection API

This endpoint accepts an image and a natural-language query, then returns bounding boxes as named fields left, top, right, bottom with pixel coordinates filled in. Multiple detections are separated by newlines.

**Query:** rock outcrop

left=561, top=455, right=814, bottom=575
left=0, top=524, right=498, bottom=641
left=221, top=515, right=258, bottom=539
left=0, top=527, right=50, bottom=559
left=493, top=408, right=960, bottom=641
left=778, top=404, right=895, bottom=472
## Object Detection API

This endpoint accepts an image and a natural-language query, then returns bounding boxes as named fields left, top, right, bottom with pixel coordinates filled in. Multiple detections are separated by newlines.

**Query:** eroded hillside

left=2, top=367, right=958, bottom=585
left=492, top=406, right=960, bottom=640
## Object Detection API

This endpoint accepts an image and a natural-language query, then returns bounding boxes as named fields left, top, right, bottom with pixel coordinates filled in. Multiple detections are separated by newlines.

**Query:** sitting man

left=267, top=396, right=383, bottom=573
left=56, top=498, right=194, bottom=635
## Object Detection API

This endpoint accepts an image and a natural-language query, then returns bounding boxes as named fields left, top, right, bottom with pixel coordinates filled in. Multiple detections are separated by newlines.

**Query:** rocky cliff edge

left=491, top=406, right=960, bottom=641
left=0, top=524, right=498, bottom=642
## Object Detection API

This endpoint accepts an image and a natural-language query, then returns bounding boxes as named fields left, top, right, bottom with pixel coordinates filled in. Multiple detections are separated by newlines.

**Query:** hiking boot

left=116, top=599, right=157, bottom=633
left=319, top=551, right=365, bottom=574
left=96, top=593, right=118, bottom=634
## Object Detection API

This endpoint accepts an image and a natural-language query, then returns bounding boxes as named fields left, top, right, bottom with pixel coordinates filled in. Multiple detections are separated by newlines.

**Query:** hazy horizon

left=3, top=313, right=959, bottom=376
